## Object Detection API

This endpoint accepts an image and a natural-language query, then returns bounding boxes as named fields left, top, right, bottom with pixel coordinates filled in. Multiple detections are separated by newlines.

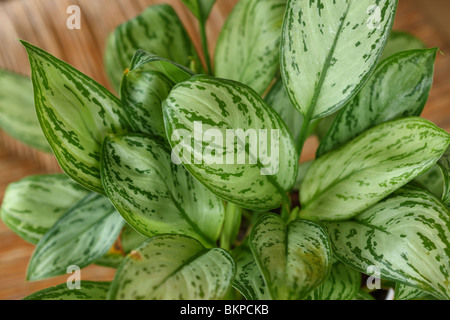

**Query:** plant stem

left=199, top=17, right=213, bottom=75
left=220, top=202, right=242, bottom=251
left=296, top=113, right=313, bottom=158
left=280, top=201, right=291, bottom=222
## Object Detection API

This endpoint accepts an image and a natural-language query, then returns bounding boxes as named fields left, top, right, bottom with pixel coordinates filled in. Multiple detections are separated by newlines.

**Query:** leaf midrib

left=303, top=3, right=351, bottom=122
left=150, top=247, right=210, bottom=294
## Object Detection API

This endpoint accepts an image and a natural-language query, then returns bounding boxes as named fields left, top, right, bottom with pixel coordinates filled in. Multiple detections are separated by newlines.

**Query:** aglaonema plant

left=0, top=0, right=449, bottom=301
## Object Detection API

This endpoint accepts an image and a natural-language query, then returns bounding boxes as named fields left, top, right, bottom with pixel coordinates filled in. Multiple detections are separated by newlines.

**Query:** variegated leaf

left=438, top=154, right=450, bottom=207
left=0, top=69, right=51, bottom=152
left=104, top=4, right=199, bottom=90
left=395, top=283, right=431, bottom=300
left=107, top=234, right=235, bottom=300
left=0, top=174, right=89, bottom=244
left=23, top=281, right=111, bottom=300
left=22, top=41, right=131, bottom=194
left=324, top=185, right=450, bottom=300
left=27, top=193, right=125, bottom=281
left=281, top=0, right=397, bottom=120
left=300, top=117, right=450, bottom=221
left=182, top=0, right=216, bottom=21
left=380, top=30, right=426, bottom=61
left=249, top=214, right=332, bottom=300
left=264, top=78, right=303, bottom=145
left=293, top=160, right=313, bottom=191
left=232, top=244, right=271, bottom=300
left=163, top=75, right=298, bottom=210
left=305, top=262, right=361, bottom=300
left=121, top=70, right=173, bottom=140
left=214, top=0, right=286, bottom=95
left=317, top=48, right=437, bottom=157
left=352, top=290, right=375, bottom=300
left=100, top=134, right=224, bottom=247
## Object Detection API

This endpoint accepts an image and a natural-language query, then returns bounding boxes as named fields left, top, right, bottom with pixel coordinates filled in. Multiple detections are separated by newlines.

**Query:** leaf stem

left=220, top=202, right=242, bottom=251
left=198, top=16, right=213, bottom=75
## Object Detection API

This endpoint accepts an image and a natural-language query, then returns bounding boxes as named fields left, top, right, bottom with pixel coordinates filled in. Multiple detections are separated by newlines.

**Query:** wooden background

left=0, top=0, right=449, bottom=300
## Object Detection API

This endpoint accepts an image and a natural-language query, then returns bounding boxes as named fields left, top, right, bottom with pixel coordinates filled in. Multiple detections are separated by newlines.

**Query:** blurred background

left=0, top=0, right=449, bottom=300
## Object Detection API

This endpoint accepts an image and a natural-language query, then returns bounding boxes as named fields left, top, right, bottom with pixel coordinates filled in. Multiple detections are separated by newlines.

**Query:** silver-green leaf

left=23, top=281, right=111, bottom=300
left=120, top=70, right=173, bottom=140
left=324, top=185, right=450, bottom=300
left=21, top=41, right=131, bottom=194
left=0, top=174, right=89, bottom=244
left=104, top=4, right=199, bottom=90
left=305, top=262, right=361, bottom=300
left=214, top=0, right=286, bottom=95
left=281, top=0, right=397, bottom=120
left=249, top=214, right=332, bottom=299
left=395, top=283, right=431, bottom=300
left=100, top=134, right=225, bottom=247
left=27, top=193, right=125, bottom=281
left=107, top=234, right=235, bottom=300
left=163, top=75, right=298, bottom=211
left=232, top=244, right=271, bottom=300
left=317, top=48, right=437, bottom=157
left=0, top=69, right=51, bottom=152
left=300, top=117, right=450, bottom=221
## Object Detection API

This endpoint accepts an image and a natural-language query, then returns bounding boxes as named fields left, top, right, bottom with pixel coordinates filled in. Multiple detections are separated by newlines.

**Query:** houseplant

left=0, top=0, right=449, bottom=300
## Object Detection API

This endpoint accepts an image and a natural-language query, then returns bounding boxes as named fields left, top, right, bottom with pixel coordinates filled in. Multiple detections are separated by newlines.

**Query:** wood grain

left=0, top=0, right=449, bottom=300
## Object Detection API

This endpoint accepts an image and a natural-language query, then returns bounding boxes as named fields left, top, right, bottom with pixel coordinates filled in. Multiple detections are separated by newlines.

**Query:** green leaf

left=324, top=185, right=450, bottom=300
left=0, top=69, right=51, bottom=152
left=414, top=164, right=444, bottom=198
left=100, top=134, right=225, bottom=247
left=0, top=174, right=89, bottom=244
left=121, top=223, right=149, bottom=253
left=107, top=234, right=235, bottom=300
left=305, top=262, right=361, bottom=300
left=380, top=30, right=426, bottom=61
left=249, top=214, right=332, bottom=300
left=128, top=50, right=195, bottom=84
left=182, top=0, right=216, bottom=21
left=281, top=0, right=397, bottom=120
left=352, top=290, right=375, bottom=300
left=317, top=48, right=437, bottom=157
left=104, top=4, right=199, bottom=90
left=300, top=117, right=450, bottom=221
left=24, top=281, right=111, bottom=300
left=220, top=202, right=242, bottom=251
left=395, top=283, right=431, bottom=300
left=214, top=0, right=286, bottom=95
left=120, top=70, right=173, bottom=140
left=264, top=78, right=304, bottom=145
left=231, top=244, right=271, bottom=300
left=21, top=41, right=131, bottom=194
left=293, top=160, right=313, bottom=191
left=163, top=75, right=298, bottom=211
left=438, top=154, right=450, bottom=207
left=27, top=193, right=125, bottom=281
left=23, top=281, right=111, bottom=300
